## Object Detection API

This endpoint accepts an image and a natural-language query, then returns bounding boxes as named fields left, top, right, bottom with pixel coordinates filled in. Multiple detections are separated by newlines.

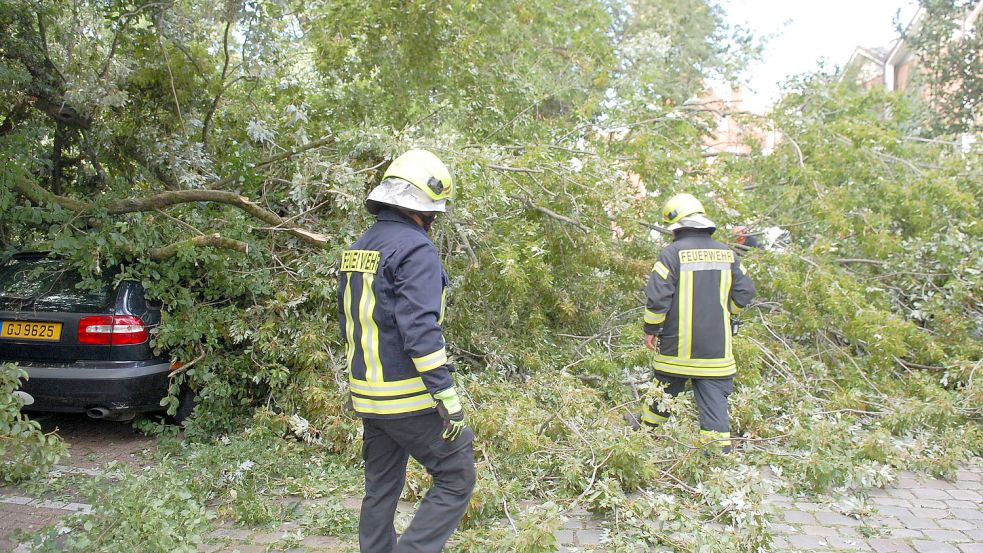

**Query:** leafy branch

left=7, top=169, right=329, bottom=247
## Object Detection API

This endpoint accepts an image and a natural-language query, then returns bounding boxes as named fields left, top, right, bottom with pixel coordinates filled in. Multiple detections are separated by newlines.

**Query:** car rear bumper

left=16, top=360, right=172, bottom=414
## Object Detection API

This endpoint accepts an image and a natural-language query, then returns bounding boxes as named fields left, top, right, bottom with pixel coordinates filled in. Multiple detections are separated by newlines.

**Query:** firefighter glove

left=434, top=387, right=466, bottom=442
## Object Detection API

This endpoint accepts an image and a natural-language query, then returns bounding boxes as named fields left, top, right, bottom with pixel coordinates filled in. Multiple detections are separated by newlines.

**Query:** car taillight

left=77, top=315, right=149, bottom=345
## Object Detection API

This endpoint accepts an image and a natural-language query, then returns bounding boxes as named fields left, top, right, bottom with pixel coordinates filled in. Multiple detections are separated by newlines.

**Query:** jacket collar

left=673, top=227, right=715, bottom=241
left=377, top=208, right=429, bottom=237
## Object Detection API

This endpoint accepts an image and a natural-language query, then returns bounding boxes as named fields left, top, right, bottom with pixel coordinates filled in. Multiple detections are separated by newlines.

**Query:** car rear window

left=0, top=258, right=114, bottom=313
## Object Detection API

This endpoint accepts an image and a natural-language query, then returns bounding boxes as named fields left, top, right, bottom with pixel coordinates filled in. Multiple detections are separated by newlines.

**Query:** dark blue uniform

left=338, top=209, right=455, bottom=416
left=643, top=228, right=755, bottom=378
left=338, top=208, right=475, bottom=553
left=641, top=228, right=755, bottom=449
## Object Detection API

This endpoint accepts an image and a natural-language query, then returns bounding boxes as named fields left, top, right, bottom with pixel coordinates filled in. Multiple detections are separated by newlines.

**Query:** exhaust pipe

left=86, top=407, right=111, bottom=419
left=13, top=391, right=34, bottom=406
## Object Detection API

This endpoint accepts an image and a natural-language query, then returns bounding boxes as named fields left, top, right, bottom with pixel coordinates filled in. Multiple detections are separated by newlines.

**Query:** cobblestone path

left=187, top=458, right=983, bottom=552
left=2, top=416, right=980, bottom=552
left=765, top=460, right=983, bottom=553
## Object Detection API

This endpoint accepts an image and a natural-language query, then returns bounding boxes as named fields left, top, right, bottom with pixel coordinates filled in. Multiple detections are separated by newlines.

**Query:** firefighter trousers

left=646, top=372, right=733, bottom=434
left=359, top=412, right=476, bottom=553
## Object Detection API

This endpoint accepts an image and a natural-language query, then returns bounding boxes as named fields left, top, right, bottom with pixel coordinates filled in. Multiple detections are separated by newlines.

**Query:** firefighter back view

left=337, top=150, right=475, bottom=553
left=636, top=193, right=755, bottom=453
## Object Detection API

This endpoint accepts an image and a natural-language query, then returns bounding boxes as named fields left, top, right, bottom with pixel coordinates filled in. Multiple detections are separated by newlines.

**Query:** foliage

left=23, top=417, right=363, bottom=552
left=0, top=363, right=67, bottom=483
left=0, top=0, right=749, bottom=433
left=1, top=1, right=980, bottom=552
left=718, top=77, right=982, bottom=486
left=900, top=0, right=983, bottom=135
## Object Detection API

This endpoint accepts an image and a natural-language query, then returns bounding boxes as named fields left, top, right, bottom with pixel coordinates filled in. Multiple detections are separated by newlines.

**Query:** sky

left=718, top=0, right=921, bottom=112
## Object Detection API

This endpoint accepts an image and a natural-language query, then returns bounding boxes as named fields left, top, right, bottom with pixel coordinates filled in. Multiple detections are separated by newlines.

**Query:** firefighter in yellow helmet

left=338, top=150, right=475, bottom=553
left=632, top=193, right=755, bottom=453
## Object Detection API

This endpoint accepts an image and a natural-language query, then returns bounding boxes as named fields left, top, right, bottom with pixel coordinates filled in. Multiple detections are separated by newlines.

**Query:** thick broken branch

left=148, top=234, right=249, bottom=261
left=9, top=171, right=329, bottom=247
left=107, top=190, right=328, bottom=245
left=904, top=136, right=960, bottom=146
left=10, top=170, right=88, bottom=211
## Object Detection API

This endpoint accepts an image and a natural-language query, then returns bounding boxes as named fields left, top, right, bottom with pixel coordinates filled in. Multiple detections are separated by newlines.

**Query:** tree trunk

left=51, top=122, right=65, bottom=195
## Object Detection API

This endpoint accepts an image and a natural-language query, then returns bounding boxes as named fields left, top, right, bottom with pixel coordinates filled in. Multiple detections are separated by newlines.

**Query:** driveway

left=0, top=413, right=157, bottom=551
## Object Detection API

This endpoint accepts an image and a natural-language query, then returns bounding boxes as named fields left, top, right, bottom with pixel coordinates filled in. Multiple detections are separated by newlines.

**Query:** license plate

left=0, top=321, right=62, bottom=341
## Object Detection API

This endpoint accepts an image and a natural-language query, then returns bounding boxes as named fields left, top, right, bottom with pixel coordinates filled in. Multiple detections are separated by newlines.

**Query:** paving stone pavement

left=765, top=458, right=983, bottom=553
left=7, top=460, right=983, bottom=552
left=197, top=459, right=983, bottom=552
left=2, top=416, right=980, bottom=552
left=0, top=414, right=156, bottom=552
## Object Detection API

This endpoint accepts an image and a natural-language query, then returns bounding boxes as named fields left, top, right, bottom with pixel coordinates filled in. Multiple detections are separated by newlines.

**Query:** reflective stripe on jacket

left=643, top=228, right=755, bottom=377
left=337, top=209, right=453, bottom=418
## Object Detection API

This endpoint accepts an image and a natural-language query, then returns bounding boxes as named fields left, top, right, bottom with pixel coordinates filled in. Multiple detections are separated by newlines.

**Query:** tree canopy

left=0, top=0, right=758, bottom=430
left=900, top=0, right=982, bottom=135
left=1, top=1, right=980, bottom=551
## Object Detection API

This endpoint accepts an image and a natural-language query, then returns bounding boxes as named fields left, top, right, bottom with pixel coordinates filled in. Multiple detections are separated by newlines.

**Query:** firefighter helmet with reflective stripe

left=661, top=193, right=705, bottom=225
left=367, top=150, right=454, bottom=214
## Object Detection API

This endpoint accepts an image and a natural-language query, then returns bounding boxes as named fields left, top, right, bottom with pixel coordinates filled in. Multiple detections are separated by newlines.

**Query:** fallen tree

left=1, top=1, right=980, bottom=552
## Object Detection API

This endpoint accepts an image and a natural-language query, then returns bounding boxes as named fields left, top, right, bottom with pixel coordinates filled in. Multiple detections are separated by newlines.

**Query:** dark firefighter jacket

left=643, top=228, right=756, bottom=378
left=337, top=208, right=453, bottom=418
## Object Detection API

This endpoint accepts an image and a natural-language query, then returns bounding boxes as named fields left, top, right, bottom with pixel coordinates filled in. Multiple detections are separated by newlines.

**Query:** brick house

left=842, top=4, right=983, bottom=93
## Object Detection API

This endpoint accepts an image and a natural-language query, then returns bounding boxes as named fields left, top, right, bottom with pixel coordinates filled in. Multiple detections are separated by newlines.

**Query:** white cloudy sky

left=718, top=0, right=921, bottom=111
